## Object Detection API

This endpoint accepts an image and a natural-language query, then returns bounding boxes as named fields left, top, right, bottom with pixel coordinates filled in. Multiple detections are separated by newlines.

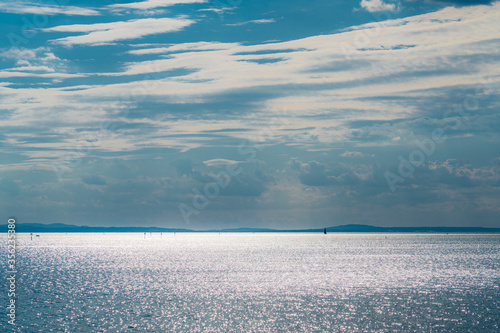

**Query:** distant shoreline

left=4, top=223, right=500, bottom=234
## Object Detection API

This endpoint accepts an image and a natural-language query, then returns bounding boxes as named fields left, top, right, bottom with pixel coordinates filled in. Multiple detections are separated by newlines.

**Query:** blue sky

left=1, top=0, right=499, bottom=229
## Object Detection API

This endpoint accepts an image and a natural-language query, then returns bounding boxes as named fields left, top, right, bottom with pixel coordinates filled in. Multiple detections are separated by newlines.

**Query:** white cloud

left=1, top=47, right=56, bottom=63
left=109, top=0, right=207, bottom=10
left=0, top=72, right=83, bottom=79
left=5, top=66, right=55, bottom=73
left=198, top=7, right=233, bottom=13
left=128, top=41, right=238, bottom=55
left=2, top=2, right=500, bottom=154
left=360, top=0, right=397, bottom=12
left=203, top=159, right=244, bottom=167
left=45, top=17, right=195, bottom=46
left=0, top=47, right=77, bottom=79
left=88, top=3, right=499, bottom=147
left=118, top=3, right=499, bottom=101
left=341, top=151, right=365, bottom=158
left=0, top=2, right=100, bottom=16
left=429, top=160, right=500, bottom=182
left=226, top=19, right=276, bottom=27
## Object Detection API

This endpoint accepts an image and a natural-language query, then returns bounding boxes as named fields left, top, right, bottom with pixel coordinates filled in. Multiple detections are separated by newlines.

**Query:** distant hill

left=326, top=224, right=500, bottom=233
left=3, top=223, right=500, bottom=233
left=6, top=223, right=192, bottom=233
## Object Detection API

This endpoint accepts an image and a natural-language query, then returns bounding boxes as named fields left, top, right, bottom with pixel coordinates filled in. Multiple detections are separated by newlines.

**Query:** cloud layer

left=1, top=0, right=499, bottom=229
left=45, top=17, right=195, bottom=46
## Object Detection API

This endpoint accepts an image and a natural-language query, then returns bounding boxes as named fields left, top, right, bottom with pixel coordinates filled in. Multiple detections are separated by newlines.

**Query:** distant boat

left=324, top=228, right=327, bottom=234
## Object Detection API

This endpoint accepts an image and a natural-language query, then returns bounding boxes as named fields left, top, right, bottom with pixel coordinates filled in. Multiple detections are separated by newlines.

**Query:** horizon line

left=6, top=222, right=500, bottom=233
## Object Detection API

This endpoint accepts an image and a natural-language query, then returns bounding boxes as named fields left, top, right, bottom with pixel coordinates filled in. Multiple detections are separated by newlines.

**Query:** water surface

left=1, top=233, right=499, bottom=332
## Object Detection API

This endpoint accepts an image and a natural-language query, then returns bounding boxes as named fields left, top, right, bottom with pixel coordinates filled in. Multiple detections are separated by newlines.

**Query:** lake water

left=1, top=233, right=499, bottom=332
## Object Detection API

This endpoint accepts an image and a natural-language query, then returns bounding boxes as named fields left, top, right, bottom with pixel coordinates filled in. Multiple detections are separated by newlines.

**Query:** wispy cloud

left=198, top=7, right=234, bottom=13
left=0, top=2, right=100, bottom=16
left=429, top=0, right=494, bottom=5
left=7, top=2, right=495, bottom=143
left=128, top=41, right=238, bottom=55
left=108, top=0, right=207, bottom=10
left=203, top=159, right=244, bottom=167
left=226, top=19, right=276, bottom=26
left=44, top=17, right=195, bottom=46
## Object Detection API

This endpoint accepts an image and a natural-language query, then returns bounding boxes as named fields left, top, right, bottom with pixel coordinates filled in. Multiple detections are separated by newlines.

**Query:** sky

left=0, top=0, right=499, bottom=230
